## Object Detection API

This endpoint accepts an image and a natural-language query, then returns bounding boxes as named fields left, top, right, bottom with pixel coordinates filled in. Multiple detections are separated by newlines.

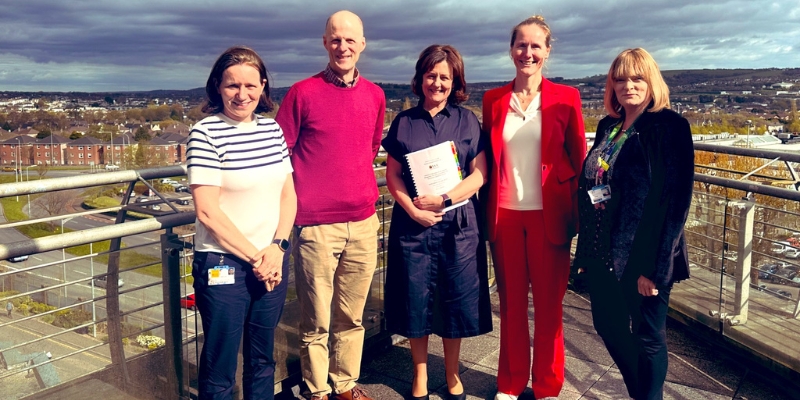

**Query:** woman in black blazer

left=573, top=48, right=694, bottom=400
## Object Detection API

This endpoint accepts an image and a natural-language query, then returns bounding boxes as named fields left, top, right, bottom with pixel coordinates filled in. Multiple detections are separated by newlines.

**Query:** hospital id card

left=588, top=184, right=611, bottom=204
left=208, top=266, right=235, bottom=285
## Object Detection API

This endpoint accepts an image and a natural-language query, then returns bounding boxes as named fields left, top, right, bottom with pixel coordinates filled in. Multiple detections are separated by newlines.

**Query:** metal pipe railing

left=0, top=165, right=187, bottom=197
left=694, top=142, right=800, bottom=163
left=1, top=148, right=799, bottom=398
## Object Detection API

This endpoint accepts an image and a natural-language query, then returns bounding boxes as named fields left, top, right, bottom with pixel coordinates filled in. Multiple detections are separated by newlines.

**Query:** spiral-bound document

left=405, top=141, right=468, bottom=212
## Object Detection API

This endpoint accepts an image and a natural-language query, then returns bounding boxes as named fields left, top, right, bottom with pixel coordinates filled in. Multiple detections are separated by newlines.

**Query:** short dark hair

left=202, top=46, right=273, bottom=115
left=411, top=44, right=469, bottom=105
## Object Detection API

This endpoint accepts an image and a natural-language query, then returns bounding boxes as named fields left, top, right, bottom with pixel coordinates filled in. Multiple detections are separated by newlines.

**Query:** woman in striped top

left=187, top=46, right=296, bottom=400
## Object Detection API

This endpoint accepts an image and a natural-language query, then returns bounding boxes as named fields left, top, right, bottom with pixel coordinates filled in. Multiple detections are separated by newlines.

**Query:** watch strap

left=272, top=238, right=290, bottom=252
left=441, top=194, right=453, bottom=208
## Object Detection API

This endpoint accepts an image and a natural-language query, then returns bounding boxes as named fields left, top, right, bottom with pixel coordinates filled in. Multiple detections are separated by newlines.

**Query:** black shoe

left=446, top=392, right=466, bottom=400
left=407, top=394, right=429, bottom=400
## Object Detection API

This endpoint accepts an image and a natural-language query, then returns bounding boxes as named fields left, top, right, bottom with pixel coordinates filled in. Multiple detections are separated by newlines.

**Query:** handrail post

left=161, top=231, right=188, bottom=399
left=106, top=236, right=128, bottom=386
left=728, top=199, right=754, bottom=325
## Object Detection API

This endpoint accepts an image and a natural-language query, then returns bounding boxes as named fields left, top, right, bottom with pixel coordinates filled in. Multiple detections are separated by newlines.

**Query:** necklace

left=514, top=90, right=538, bottom=110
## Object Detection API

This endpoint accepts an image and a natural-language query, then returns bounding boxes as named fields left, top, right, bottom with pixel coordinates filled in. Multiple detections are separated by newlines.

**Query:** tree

left=402, top=97, right=412, bottom=111
left=135, top=141, right=148, bottom=167
left=142, top=105, right=171, bottom=122
left=36, top=128, right=52, bottom=139
left=87, top=124, right=104, bottom=140
left=34, top=190, right=77, bottom=230
left=69, top=131, right=83, bottom=140
left=36, top=163, right=49, bottom=179
left=106, top=110, right=124, bottom=124
left=186, top=105, right=206, bottom=122
left=104, top=96, right=114, bottom=105
left=134, top=126, right=151, bottom=142
left=170, top=104, right=184, bottom=121
left=126, top=108, right=143, bottom=123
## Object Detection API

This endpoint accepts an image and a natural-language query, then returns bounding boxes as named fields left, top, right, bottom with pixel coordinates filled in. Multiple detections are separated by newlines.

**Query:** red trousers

left=493, top=208, right=570, bottom=398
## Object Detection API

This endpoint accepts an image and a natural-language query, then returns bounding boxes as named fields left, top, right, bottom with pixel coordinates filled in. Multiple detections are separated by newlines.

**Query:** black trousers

left=588, top=267, right=672, bottom=400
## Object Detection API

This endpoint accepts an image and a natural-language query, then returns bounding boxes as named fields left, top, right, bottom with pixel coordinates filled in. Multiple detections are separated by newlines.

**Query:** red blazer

left=482, top=78, right=586, bottom=245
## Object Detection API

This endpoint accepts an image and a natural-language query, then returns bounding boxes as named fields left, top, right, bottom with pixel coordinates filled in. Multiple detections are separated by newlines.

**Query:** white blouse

left=498, top=93, right=543, bottom=210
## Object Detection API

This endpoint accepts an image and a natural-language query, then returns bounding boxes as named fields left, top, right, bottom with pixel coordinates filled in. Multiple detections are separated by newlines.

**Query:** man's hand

left=638, top=275, right=659, bottom=297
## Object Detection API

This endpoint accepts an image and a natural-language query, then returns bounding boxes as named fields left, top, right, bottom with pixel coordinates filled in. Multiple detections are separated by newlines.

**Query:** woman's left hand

left=252, top=245, right=284, bottom=290
left=637, top=275, right=659, bottom=297
left=413, top=194, right=444, bottom=211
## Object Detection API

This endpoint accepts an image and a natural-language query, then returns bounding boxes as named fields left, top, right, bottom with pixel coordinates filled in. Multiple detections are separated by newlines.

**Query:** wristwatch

left=441, top=194, right=453, bottom=208
left=272, top=238, right=290, bottom=252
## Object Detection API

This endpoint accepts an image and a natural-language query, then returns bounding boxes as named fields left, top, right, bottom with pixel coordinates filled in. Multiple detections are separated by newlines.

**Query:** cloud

left=0, top=0, right=797, bottom=91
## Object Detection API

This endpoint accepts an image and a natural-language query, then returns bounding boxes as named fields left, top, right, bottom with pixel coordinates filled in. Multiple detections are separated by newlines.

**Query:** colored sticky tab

left=599, top=158, right=610, bottom=171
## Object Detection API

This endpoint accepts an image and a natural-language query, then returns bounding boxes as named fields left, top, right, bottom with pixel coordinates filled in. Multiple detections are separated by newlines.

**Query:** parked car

left=784, top=264, right=800, bottom=273
left=785, top=248, right=800, bottom=259
left=176, top=199, right=191, bottom=206
left=94, top=276, right=124, bottom=288
left=180, top=293, right=196, bottom=310
left=175, top=185, right=190, bottom=193
left=757, top=284, right=767, bottom=291
left=2, top=166, right=16, bottom=172
left=771, top=241, right=792, bottom=255
left=161, top=179, right=178, bottom=185
left=776, top=289, right=793, bottom=298
left=757, top=263, right=781, bottom=279
left=151, top=204, right=162, bottom=211
left=9, top=255, right=29, bottom=262
left=105, top=164, right=119, bottom=170
left=771, top=269, right=797, bottom=285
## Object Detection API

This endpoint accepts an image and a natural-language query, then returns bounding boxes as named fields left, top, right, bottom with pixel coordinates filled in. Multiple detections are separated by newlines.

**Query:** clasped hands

left=251, top=245, right=284, bottom=291
left=411, top=194, right=445, bottom=227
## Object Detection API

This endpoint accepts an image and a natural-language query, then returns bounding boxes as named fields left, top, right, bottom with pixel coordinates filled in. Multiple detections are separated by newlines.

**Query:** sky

left=0, top=0, right=798, bottom=92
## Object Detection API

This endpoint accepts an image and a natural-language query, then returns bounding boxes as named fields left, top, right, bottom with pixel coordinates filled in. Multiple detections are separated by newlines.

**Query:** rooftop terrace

left=1, top=142, right=799, bottom=399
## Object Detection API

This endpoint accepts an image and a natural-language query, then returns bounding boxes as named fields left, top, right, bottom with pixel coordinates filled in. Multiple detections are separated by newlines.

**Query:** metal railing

left=1, top=142, right=799, bottom=398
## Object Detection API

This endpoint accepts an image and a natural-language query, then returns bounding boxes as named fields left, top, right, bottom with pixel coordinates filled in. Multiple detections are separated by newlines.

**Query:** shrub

left=51, top=309, right=92, bottom=329
left=136, top=334, right=166, bottom=350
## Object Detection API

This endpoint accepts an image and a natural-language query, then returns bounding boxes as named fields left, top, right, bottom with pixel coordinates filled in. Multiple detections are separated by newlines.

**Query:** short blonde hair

left=603, top=48, right=670, bottom=118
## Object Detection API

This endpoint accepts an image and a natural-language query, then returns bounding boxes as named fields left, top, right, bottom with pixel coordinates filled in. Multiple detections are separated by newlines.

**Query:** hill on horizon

left=2, top=67, right=798, bottom=106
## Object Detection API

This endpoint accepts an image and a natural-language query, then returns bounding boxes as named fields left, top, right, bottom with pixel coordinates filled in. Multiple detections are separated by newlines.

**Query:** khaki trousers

left=293, top=213, right=379, bottom=396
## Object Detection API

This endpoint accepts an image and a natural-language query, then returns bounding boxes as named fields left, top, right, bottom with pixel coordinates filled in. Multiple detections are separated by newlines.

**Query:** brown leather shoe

left=330, top=386, right=373, bottom=400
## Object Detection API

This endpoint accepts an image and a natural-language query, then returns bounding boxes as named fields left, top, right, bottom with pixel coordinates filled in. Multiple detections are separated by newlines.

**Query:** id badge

left=588, top=184, right=611, bottom=204
left=208, top=266, right=235, bottom=286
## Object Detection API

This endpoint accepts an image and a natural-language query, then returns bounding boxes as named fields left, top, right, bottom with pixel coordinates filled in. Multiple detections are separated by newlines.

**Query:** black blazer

left=574, top=108, right=694, bottom=287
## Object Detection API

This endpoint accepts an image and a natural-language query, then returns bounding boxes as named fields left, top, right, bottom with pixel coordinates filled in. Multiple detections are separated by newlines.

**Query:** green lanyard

left=597, top=122, right=636, bottom=172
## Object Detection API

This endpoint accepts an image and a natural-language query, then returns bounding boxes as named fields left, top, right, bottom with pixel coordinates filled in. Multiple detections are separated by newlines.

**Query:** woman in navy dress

left=383, top=44, right=492, bottom=400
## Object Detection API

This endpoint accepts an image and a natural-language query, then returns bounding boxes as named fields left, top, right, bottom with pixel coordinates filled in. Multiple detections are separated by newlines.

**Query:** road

left=2, top=171, right=197, bottom=339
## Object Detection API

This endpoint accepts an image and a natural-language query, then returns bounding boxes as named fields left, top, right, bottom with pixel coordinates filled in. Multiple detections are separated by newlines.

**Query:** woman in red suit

left=482, top=15, right=586, bottom=400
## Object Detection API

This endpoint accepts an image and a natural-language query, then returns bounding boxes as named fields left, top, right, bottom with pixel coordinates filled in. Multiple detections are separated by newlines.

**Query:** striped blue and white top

left=188, top=113, right=293, bottom=253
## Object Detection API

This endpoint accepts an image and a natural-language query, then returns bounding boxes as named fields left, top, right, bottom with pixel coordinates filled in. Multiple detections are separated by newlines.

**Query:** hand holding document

left=405, top=141, right=468, bottom=212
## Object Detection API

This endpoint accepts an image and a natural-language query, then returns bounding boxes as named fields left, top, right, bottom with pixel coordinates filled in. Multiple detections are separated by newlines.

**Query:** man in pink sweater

left=275, top=10, right=385, bottom=400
